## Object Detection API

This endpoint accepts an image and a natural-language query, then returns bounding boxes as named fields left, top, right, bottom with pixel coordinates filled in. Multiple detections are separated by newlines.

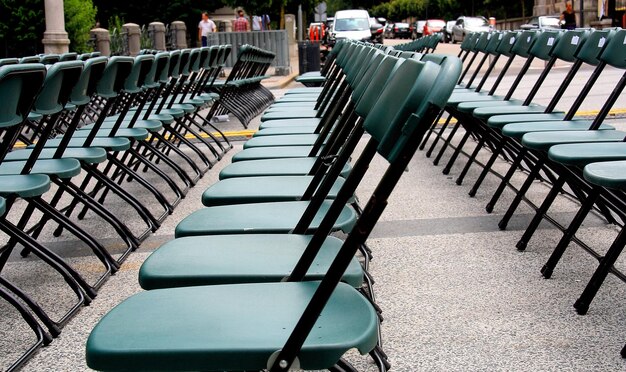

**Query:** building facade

left=533, top=0, right=625, bottom=27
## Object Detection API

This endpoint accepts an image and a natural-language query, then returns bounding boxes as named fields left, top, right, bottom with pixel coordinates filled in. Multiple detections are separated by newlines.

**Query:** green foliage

left=0, top=0, right=45, bottom=57
left=64, top=0, right=97, bottom=53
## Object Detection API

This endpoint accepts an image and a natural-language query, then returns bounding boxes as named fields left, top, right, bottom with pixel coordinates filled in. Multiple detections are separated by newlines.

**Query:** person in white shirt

left=198, top=12, right=216, bottom=46
left=252, top=15, right=262, bottom=31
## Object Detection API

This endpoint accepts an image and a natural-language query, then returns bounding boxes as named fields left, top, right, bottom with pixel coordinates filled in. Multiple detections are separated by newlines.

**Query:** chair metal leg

left=516, top=175, right=567, bottom=251
left=486, top=148, right=526, bottom=213
left=441, top=129, right=471, bottom=173
left=541, top=187, right=598, bottom=279
left=469, top=137, right=506, bottom=197
left=0, top=285, right=52, bottom=372
left=498, top=158, right=544, bottom=230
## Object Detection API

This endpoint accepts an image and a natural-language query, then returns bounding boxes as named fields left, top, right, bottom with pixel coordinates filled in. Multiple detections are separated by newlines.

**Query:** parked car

left=329, top=9, right=372, bottom=46
left=444, top=20, right=456, bottom=43
left=388, top=22, right=411, bottom=39
left=520, top=15, right=562, bottom=30
left=411, top=20, right=426, bottom=39
left=451, top=16, right=490, bottom=43
left=423, top=19, right=446, bottom=41
left=369, top=17, right=384, bottom=44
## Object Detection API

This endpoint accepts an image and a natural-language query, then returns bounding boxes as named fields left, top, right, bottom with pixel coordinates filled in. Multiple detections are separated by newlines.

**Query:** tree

left=65, top=0, right=97, bottom=53
left=0, top=0, right=45, bottom=57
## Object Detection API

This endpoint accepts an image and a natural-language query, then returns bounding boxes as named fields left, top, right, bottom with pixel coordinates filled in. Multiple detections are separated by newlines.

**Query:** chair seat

left=97, top=119, right=163, bottom=132
left=261, top=109, right=319, bottom=122
left=487, top=112, right=567, bottom=128
left=107, top=112, right=176, bottom=124
left=127, top=108, right=185, bottom=119
left=5, top=147, right=107, bottom=164
left=201, top=176, right=346, bottom=206
left=0, top=158, right=81, bottom=179
left=243, top=134, right=321, bottom=149
left=548, top=142, right=626, bottom=167
left=138, top=234, right=363, bottom=289
left=41, top=137, right=131, bottom=151
left=273, top=96, right=319, bottom=103
left=259, top=118, right=321, bottom=129
left=455, top=99, right=529, bottom=114
left=253, top=126, right=319, bottom=137
left=219, top=158, right=351, bottom=179
left=232, top=146, right=315, bottom=162
left=501, top=121, right=613, bottom=139
left=286, top=87, right=323, bottom=94
left=86, top=282, right=378, bottom=371
left=521, top=130, right=626, bottom=151
left=175, top=200, right=356, bottom=237
left=0, top=174, right=50, bottom=198
left=74, top=127, right=149, bottom=140
left=583, top=160, right=626, bottom=190
left=472, top=104, right=553, bottom=119
left=266, top=102, right=316, bottom=111
left=445, top=92, right=499, bottom=106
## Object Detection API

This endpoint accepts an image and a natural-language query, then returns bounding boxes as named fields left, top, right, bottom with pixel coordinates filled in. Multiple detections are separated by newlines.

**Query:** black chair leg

left=441, top=129, right=471, bottom=173
left=516, top=175, right=567, bottom=251
left=498, top=158, right=545, bottom=230
left=486, top=148, right=527, bottom=213
left=541, top=188, right=599, bottom=279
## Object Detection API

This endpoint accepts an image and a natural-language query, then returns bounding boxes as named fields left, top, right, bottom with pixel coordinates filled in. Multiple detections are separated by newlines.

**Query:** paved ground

left=2, top=42, right=626, bottom=371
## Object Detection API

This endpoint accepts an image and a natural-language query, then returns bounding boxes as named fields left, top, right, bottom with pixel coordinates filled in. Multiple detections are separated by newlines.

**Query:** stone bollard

left=171, top=21, right=188, bottom=49
left=149, top=22, right=166, bottom=50
left=90, top=28, right=111, bottom=56
left=123, top=23, right=141, bottom=56
left=285, top=14, right=296, bottom=45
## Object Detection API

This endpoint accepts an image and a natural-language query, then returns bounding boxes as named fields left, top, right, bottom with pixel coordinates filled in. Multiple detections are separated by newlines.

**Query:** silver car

left=451, top=16, right=490, bottom=43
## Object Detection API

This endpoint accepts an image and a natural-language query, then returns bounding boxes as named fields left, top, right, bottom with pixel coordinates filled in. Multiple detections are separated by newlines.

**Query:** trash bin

left=298, top=41, right=321, bottom=75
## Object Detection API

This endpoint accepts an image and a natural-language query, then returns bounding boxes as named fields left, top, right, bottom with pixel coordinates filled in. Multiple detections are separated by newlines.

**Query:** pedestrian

left=262, top=14, right=271, bottom=30
left=233, top=9, right=249, bottom=32
left=560, top=1, right=576, bottom=30
left=252, top=15, right=262, bottom=31
left=198, top=12, right=216, bottom=47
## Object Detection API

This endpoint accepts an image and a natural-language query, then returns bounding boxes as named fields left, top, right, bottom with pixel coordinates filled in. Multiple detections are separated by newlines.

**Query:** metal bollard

left=171, top=21, right=188, bottom=49
left=90, top=27, right=111, bottom=56
left=149, top=22, right=166, bottom=50
left=123, top=23, right=141, bottom=56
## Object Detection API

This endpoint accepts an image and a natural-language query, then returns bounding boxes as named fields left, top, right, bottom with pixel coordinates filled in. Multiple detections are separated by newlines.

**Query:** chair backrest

left=168, top=50, right=183, bottom=79
left=32, top=60, right=83, bottom=115
left=146, top=52, right=170, bottom=88
left=384, top=56, right=462, bottom=162
left=70, top=56, right=108, bottom=106
left=96, top=56, right=134, bottom=98
left=363, top=59, right=440, bottom=153
left=123, top=54, right=155, bottom=94
left=354, top=55, right=403, bottom=118
left=528, top=30, right=562, bottom=61
left=0, top=58, right=19, bottom=67
left=40, top=54, right=61, bottom=65
left=511, top=30, right=538, bottom=58
left=484, top=31, right=503, bottom=55
left=575, top=29, right=615, bottom=66
left=60, top=52, right=78, bottom=61
left=0, top=64, right=46, bottom=128
left=551, top=29, right=589, bottom=63
left=598, top=28, right=626, bottom=69
left=20, top=56, right=41, bottom=64
left=495, top=31, right=520, bottom=57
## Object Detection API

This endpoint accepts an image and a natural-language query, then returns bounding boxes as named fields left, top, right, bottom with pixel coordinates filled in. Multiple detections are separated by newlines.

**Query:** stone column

left=285, top=14, right=296, bottom=45
left=42, top=0, right=70, bottom=54
left=149, top=22, right=166, bottom=50
left=90, top=28, right=111, bottom=56
left=171, top=21, right=188, bottom=49
left=123, top=23, right=141, bottom=56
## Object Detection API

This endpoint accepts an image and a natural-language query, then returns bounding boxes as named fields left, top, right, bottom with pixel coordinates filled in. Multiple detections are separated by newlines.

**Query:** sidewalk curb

left=264, top=71, right=299, bottom=90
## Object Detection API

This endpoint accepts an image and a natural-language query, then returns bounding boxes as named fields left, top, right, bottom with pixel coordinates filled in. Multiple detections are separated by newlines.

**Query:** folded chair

left=85, top=55, right=460, bottom=372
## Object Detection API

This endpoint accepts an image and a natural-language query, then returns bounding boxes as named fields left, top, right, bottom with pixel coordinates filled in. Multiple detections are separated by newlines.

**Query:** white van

left=331, top=9, right=372, bottom=44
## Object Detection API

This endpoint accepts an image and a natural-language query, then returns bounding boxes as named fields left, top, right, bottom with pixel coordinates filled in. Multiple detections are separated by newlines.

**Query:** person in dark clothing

left=560, top=1, right=576, bottom=30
